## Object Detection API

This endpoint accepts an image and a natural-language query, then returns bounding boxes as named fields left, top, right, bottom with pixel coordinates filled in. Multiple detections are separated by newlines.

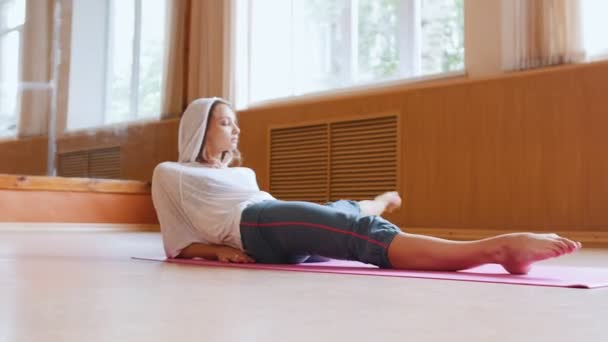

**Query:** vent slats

left=58, top=147, right=121, bottom=179
left=270, top=115, right=398, bottom=203
left=332, top=120, right=396, bottom=129
left=272, top=196, right=329, bottom=202
left=272, top=169, right=327, bottom=178
left=270, top=124, right=328, bottom=203
left=271, top=130, right=328, bottom=139
left=271, top=163, right=327, bottom=170
left=331, top=138, right=396, bottom=149
left=272, top=190, right=327, bottom=195
left=271, top=190, right=327, bottom=196
left=333, top=153, right=396, bottom=160
left=330, top=116, right=397, bottom=201
left=58, top=151, right=88, bottom=178
left=272, top=124, right=327, bottom=134
left=271, top=143, right=327, bottom=153
left=271, top=132, right=328, bottom=143
left=331, top=177, right=396, bottom=183
left=271, top=186, right=328, bottom=192
left=331, top=164, right=395, bottom=171
left=271, top=152, right=326, bottom=160
left=272, top=178, right=327, bottom=185
left=331, top=128, right=397, bottom=140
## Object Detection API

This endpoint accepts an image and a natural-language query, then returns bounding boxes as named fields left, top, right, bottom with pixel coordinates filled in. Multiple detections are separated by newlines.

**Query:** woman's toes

left=563, top=237, right=582, bottom=252
left=559, top=238, right=576, bottom=252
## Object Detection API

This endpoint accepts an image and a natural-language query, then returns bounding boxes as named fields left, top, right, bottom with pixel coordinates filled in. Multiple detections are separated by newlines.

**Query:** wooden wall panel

left=0, top=119, right=179, bottom=182
left=238, top=61, right=608, bottom=233
left=0, top=137, right=48, bottom=175
left=581, top=66, right=608, bottom=229
left=1, top=61, right=607, bottom=235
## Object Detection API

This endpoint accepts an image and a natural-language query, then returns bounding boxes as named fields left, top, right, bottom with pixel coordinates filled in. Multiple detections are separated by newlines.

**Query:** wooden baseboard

left=0, top=222, right=160, bottom=232
left=405, top=228, right=608, bottom=248
left=0, top=174, right=157, bottom=224
left=0, top=174, right=151, bottom=194
left=0, top=189, right=158, bottom=224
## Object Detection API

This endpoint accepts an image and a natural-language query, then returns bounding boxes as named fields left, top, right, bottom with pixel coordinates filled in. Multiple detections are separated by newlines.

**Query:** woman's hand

left=177, top=243, right=255, bottom=263
left=215, top=246, right=255, bottom=263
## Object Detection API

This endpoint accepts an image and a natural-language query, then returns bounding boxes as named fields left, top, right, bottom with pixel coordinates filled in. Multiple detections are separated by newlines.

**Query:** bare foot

left=374, top=191, right=402, bottom=213
left=493, top=233, right=582, bottom=275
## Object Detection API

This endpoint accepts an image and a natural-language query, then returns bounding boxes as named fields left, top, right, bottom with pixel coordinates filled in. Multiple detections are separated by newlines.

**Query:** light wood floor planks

left=0, top=224, right=607, bottom=342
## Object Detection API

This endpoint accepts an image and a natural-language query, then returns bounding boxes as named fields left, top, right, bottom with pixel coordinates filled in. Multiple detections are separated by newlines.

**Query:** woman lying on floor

left=151, top=98, right=581, bottom=275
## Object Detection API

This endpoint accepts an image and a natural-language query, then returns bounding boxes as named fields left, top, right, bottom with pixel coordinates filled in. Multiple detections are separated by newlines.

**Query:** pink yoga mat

left=134, top=257, right=608, bottom=289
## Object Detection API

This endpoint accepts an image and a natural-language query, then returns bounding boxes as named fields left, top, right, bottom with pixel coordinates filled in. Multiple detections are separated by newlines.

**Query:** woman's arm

left=176, top=243, right=255, bottom=263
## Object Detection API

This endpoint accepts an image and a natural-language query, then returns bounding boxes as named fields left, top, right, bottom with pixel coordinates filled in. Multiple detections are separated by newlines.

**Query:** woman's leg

left=323, top=199, right=362, bottom=218
left=240, top=200, right=397, bottom=265
left=242, top=199, right=582, bottom=274
left=358, top=191, right=402, bottom=217
left=387, top=232, right=582, bottom=274
left=357, top=192, right=581, bottom=274
left=303, top=199, right=372, bottom=262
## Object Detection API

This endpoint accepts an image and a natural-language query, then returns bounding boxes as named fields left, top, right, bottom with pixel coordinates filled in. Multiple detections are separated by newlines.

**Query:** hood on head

left=177, top=97, right=230, bottom=163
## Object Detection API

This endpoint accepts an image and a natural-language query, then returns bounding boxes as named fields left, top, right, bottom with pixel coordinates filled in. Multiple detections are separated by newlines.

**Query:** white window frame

left=0, top=0, right=24, bottom=138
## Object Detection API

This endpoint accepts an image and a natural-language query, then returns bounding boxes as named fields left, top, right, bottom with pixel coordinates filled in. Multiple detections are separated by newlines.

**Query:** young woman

left=151, top=97, right=581, bottom=275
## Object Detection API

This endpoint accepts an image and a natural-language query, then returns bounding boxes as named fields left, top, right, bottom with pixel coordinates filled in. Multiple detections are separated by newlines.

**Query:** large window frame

left=237, top=0, right=465, bottom=109
left=67, top=0, right=166, bottom=132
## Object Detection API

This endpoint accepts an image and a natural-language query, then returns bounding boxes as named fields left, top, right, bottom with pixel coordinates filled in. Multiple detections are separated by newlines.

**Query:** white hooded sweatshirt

left=151, top=98, right=274, bottom=258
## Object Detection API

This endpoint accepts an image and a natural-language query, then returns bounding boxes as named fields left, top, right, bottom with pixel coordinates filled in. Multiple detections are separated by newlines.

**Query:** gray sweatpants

left=239, top=200, right=400, bottom=268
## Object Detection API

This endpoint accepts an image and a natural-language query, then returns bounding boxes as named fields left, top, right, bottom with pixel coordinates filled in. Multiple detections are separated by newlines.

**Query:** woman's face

left=204, top=103, right=240, bottom=155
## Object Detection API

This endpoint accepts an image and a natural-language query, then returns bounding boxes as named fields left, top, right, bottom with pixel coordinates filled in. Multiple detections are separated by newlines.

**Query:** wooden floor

left=1, top=224, right=607, bottom=342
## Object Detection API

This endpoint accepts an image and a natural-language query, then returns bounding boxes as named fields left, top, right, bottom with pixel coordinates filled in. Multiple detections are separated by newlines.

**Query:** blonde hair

left=196, top=101, right=242, bottom=168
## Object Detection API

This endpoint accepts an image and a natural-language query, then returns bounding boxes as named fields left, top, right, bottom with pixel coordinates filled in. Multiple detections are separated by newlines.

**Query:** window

left=237, top=0, right=464, bottom=106
left=67, top=0, right=166, bottom=131
left=0, top=0, right=25, bottom=137
left=581, top=0, right=608, bottom=60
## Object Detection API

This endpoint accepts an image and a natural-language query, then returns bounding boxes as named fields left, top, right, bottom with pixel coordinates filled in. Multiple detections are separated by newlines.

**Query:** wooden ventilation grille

left=329, top=116, right=398, bottom=201
left=269, top=115, right=398, bottom=202
left=57, top=151, right=88, bottom=178
left=58, top=147, right=121, bottom=179
left=270, top=124, right=329, bottom=202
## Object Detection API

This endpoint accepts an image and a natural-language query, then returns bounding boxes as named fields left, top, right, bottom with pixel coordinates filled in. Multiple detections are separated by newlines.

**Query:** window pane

left=8, top=0, right=25, bottom=28
left=0, top=32, right=20, bottom=137
left=420, top=0, right=464, bottom=74
left=582, top=0, right=608, bottom=59
left=244, top=0, right=464, bottom=105
left=358, top=0, right=400, bottom=82
left=138, top=0, right=166, bottom=118
left=250, top=0, right=292, bottom=103
left=0, top=1, right=10, bottom=31
left=0, top=0, right=25, bottom=31
left=106, top=0, right=135, bottom=124
left=293, top=0, right=350, bottom=94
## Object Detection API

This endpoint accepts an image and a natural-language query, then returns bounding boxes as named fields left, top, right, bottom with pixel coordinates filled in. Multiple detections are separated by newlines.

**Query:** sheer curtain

left=502, top=0, right=584, bottom=71
left=160, top=0, right=236, bottom=119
